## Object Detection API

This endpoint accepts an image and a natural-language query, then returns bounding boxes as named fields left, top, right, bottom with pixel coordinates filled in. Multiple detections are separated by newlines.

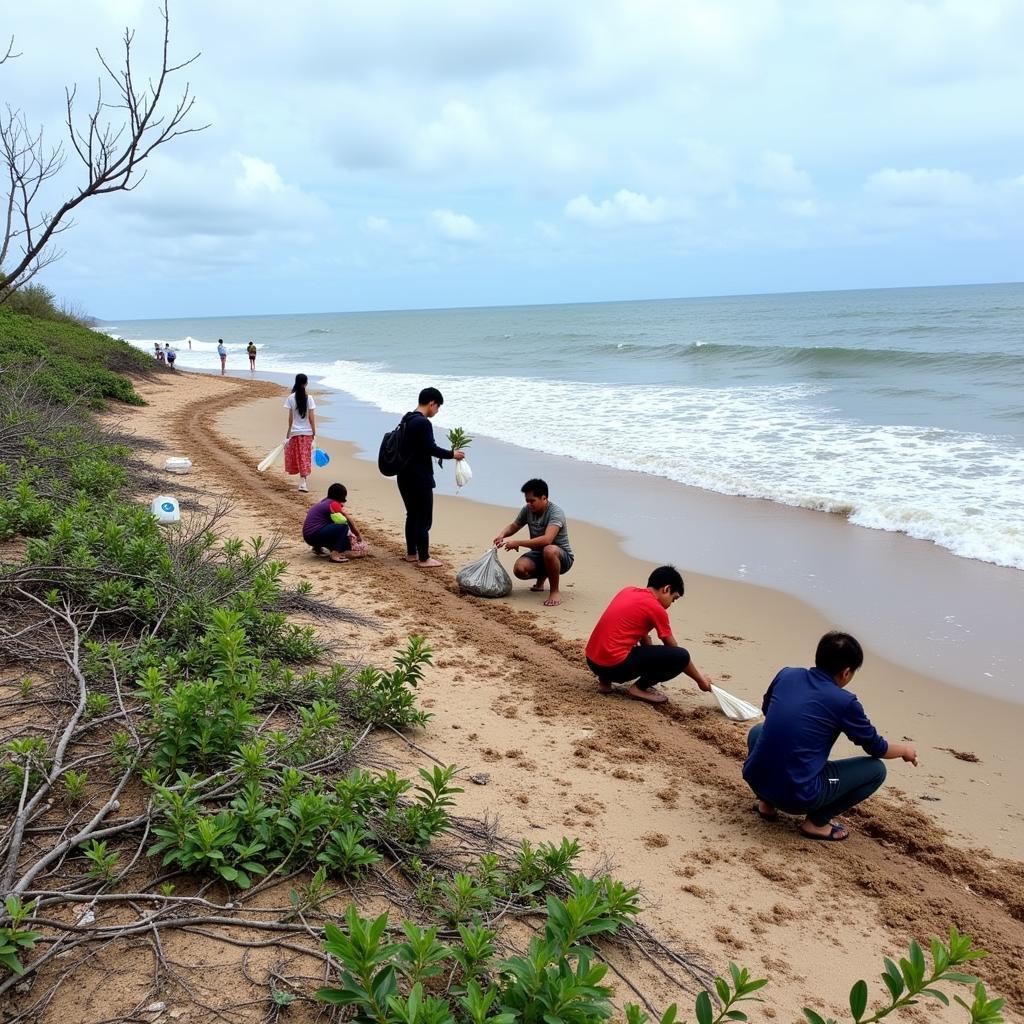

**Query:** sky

left=3, top=0, right=1024, bottom=319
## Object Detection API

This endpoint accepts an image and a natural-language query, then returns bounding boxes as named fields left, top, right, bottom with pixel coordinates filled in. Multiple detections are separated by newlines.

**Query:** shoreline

left=176, top=357, right=1023, bottom=703
left=202, top=370, right=1024, bottom=861
left=120, top=369, right=1024, bottom=1020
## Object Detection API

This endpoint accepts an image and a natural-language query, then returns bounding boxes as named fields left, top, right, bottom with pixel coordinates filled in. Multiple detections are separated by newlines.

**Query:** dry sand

left=86, top=371, right=1023, bottom=1022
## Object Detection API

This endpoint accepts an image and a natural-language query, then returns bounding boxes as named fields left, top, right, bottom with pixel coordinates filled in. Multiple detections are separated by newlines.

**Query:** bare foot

left=543, top=593, right=562, bottom=606
left=755, top=800, right=778, bottom=821
left=329, top=552, right=349, bottom=563
left=627, top=684, right=667, bottom=704
left=800, top=819, right=849, bottom=841
left=403, top=554, right=419, bottom=562
left=416, top=558, right=444, bottom=568
left=597, top=681, right=613, bottom=694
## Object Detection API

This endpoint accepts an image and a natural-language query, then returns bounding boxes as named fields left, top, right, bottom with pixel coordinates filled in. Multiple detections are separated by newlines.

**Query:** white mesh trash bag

left=456, top=548, right=512, bottom=598
left=711, top=685, right=761, bottom=722
left=455, top=458, right=473, bottom=489
left=257, top=442, right=285, bottom=473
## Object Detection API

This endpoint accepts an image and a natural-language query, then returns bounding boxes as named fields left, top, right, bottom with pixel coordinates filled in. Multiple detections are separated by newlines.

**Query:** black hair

left=815, top=631, right=864, bottom=676
left=521, top=478, right=549, bottom=499
left=291, top=373, right=309, bottom=418
left=327, top=483, right=347, bottom=503
left=647, top=565, right=684, bottom=595
left=418, top=386, right=444, bottom=406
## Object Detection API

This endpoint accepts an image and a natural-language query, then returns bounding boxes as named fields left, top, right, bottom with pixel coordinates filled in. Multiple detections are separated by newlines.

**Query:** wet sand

left=117, top=371, right=1024, bottom=1021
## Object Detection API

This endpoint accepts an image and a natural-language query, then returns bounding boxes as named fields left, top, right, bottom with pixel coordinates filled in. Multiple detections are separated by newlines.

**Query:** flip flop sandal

left=329, top=555, right=349, bottom=563
left=629, top=688, right=668, bottom=705
left=802, top=823, right=849, bottom=842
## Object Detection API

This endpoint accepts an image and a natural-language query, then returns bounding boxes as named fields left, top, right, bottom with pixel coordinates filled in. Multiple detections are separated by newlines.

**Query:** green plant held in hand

left=446, top=427, right=472, bottom=451
left=0, top=896, right=43, bottom=977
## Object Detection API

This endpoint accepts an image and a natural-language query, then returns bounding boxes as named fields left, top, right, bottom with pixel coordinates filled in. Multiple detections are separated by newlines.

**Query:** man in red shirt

left=585, top=565, right=713, bottom=705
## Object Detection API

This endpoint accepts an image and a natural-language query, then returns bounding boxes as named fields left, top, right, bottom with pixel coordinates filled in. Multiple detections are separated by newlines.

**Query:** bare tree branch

left=0, top=3, right=207, bottom=301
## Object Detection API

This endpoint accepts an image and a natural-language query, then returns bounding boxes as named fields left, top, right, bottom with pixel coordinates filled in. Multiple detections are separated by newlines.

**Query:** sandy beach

left=117, top=369, right=1024, bottom=1021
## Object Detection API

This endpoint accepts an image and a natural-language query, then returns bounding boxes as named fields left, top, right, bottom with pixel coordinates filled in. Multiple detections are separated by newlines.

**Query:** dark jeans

left=746, top=723, right=887, bottom=826
left=586, top=644, right=691, bottom=691
left=304, top=522, right=350, bottom=554
left=397, top=476, right=433, bottom=561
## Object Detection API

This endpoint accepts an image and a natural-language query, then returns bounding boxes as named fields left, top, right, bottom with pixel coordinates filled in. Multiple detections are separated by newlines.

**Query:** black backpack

left=378, top=413, right=412, bottom=476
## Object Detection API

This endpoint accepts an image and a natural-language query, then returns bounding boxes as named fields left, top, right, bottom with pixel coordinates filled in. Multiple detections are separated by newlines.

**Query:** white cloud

left=429, top=209, right=484, bottom=243
left=754, top=151, right=812, bottom=194
left=564, top=189, right=675, bottom=228
left=363, top=215, right=393, bottom=235
left=864, top=168, right=980, bottom=206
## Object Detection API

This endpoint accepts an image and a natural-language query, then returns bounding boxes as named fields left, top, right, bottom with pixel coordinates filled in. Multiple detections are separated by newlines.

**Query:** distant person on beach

left=743, top=631, right=918, bottom=842
left=247, top=340, right=257, bottom=371
left=165, top=345, right=176, bottom=369
left=284, top=372, right=316, bottom=492
left=396, top=386, right=465, bottom=568
left=302, top=483, right=364, bottom=563
left=154, top=342, right=164, bottom=363
left=217, top=339, right=227, bottom=375
left=188, top=337, right=192, bottom=350
left=492, top=478, right=574, bottom=606
left=585, top=565, right=713, bottom=705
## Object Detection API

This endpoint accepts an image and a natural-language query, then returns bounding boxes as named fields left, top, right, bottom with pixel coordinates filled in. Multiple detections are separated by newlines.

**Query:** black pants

left=586, top=644, right=691, bottom=691
left=397, top=476, right=433, bottom=561
left=304, top=522, right=350, bottom=553
left=746, top=723, right=887, bottom=826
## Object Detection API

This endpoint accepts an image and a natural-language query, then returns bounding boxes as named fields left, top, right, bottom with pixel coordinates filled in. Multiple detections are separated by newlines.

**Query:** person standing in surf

left=247, top=340, right=257, bottom=371
left=284, top=373, right=316, bottom=492
left=396, top=387, right=465, bottom=567
left=217, top=338, right=227, bottom=375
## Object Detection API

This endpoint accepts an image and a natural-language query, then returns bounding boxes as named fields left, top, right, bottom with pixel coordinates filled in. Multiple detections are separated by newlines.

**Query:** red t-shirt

left=585, top=587, right=673, bottom=667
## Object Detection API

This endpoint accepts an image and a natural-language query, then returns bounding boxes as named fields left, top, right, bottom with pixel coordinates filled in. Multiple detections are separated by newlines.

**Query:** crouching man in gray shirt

left=492, top=478, right=574, bottom=607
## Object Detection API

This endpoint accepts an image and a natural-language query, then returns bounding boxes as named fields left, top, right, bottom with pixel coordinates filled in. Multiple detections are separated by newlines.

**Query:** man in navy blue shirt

left=743, top=631, right=918, bottom=842
left=396, top=387, right=466, bottom=568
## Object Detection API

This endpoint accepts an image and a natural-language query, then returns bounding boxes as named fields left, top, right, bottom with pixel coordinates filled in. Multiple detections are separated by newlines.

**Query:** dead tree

left=0, top=4, right=207, bottom=301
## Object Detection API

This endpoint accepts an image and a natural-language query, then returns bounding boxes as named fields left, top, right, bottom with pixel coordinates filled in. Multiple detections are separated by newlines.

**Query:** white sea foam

left=303, top=359, right=1024, bottom=570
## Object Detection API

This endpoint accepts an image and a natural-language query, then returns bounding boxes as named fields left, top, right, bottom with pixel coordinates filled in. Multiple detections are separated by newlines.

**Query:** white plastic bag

left=164, top=457, right=192, bottom=474
left=710, top=685, right=761, bottom=722
left=257, top=443, right=285, bottom=473
left=455, top=458, right=473, bottom=489
left=456, top=548, right=512, bottom=598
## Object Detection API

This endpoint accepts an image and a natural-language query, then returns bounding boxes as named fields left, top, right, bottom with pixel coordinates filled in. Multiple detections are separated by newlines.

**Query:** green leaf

left=695, top=991, right=713, bottom=1024
left=849, top=979, right=868, bottom=1021
left=803, top=1011, right=827, bottom=1024
left=715, top=978, right=730, bottom=1003
left=920, top=988, right=950, bottom=1006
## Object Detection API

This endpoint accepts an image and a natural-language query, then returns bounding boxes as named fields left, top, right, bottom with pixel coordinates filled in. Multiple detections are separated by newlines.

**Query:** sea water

left=108, top=282, right=1024, bottom=571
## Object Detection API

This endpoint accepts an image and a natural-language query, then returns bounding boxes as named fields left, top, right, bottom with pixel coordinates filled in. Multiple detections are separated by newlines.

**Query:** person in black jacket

left=397, top=387, right=466, bottom=567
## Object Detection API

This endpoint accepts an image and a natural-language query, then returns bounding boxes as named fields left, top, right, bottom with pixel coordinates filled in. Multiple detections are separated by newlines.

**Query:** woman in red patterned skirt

left=284, top=373, right=316, bottom=492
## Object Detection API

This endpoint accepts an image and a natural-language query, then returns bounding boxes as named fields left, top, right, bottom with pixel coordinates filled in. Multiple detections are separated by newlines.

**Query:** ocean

left=107, top=282, right=1024, bottom=572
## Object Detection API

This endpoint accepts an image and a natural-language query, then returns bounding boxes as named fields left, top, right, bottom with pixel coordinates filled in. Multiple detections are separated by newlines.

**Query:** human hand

left=503, top=540, right=520, bottom=552
left=901, top=743, right=919, bottom=766
left=696, top=673, right=713, bottom=693
left=453, top=449, right=465, bottom=461
left=493, top=534, right=505, bottom=547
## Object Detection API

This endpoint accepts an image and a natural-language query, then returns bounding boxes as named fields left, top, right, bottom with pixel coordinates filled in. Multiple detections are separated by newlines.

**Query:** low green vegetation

left=0, top=310, right=1008, bottom=1022
left=0, top=304, right=152, bottom=407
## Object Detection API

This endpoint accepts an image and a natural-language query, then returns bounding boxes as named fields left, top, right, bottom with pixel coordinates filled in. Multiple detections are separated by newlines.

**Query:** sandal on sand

left=312, top=546, right=325, bottom=557
left=329, top=553, right=349, bottom=563
left=753, top=802, right=779, bottom=822
left=801, top=822, right=849, bottom=842
left=628, top=686, right=668, bottom=705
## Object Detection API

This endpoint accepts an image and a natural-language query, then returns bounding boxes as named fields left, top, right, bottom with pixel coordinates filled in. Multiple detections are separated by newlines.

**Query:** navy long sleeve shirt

left=742, top=666, right=888, bottom=808
left=396, top=411, right=454, bottom=488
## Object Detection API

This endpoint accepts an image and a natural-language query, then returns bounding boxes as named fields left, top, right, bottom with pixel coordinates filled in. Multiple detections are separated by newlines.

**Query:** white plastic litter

left=163, top=457, right=192, bottom=474
left=150, top=496, right=181, bottom=524
left=455, top=458, right=473, bottom=489
left=710, top=685, right=761, bottom=722
left=456, top=548, right=512, bottom=598
left=257, top=442, right=285, bottom=473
